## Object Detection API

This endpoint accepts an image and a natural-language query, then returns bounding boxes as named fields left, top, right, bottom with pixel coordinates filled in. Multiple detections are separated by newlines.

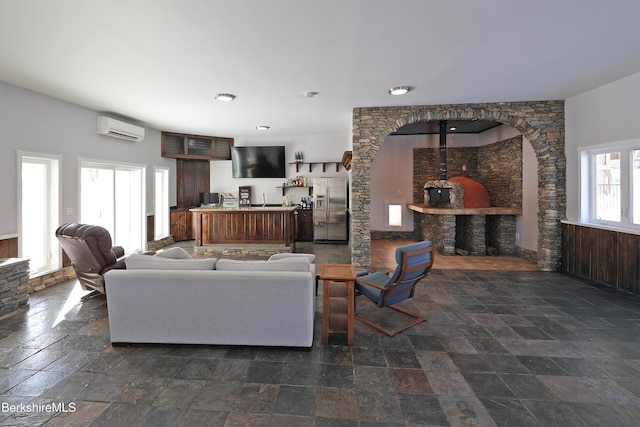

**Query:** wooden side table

left=320, top=264, right=356, bottom=345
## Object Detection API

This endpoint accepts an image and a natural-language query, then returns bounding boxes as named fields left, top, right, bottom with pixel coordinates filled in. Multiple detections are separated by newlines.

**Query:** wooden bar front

left=190, top=207, right=296, bottom=246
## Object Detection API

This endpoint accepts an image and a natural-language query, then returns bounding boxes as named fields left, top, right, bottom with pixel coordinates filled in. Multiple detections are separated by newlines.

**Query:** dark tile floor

left=0, top=243, right=639, bottom=426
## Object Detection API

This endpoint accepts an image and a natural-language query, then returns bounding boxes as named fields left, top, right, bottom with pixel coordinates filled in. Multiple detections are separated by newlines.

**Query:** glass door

left=80, top=160, right=145, bottom=254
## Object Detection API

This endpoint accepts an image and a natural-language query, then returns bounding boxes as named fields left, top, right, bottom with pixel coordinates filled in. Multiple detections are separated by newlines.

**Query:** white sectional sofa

left=104, top=250, right=315, bottom=347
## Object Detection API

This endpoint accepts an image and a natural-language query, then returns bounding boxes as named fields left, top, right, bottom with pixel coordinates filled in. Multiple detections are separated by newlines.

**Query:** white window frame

left=17, top=151, right=61, bottom=276
left=154, top=166, right=170, bottom=240
left=384, top=199, right=406, bottom=230
left=78, top=157, right=146, bottom=254
left=579, top=139, right=640, bottom=232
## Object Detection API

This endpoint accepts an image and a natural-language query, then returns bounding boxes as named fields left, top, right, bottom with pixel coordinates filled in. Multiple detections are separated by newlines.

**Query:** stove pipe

left=439, top=120, right=447, bottom=180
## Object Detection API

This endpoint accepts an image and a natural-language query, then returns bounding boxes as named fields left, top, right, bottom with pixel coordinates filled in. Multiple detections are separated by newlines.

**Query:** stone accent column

left=0, top=258, right=30, bottom=319
left=455, top=214, right=486, bottom=255
left=469, top=215, right=487, bottom=255
left=421, top=214, right=456, bottom=255
left=488, top=215, right=517, bottom=255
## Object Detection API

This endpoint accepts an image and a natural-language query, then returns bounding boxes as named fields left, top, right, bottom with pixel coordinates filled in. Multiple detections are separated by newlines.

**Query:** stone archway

left=351, top=101, right=565, bottom=271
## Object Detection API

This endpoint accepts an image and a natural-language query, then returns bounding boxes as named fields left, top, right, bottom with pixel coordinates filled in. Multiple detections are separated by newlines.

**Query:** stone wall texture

left=414, top=148, right=478, bottom=204
left=478, top=136, right=523, bottom=208
left=0, top=258, right=30, bottom=319
left=352, top=101, right=565, bottom=271
left=487, top=216, right=517, bottom=256
left=29, top=266, right=76, bottom=293
left=414, top=136, right=523, bottom=207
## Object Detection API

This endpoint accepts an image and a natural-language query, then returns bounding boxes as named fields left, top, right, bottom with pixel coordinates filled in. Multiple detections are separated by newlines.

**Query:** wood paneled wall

left=176, top=159, right=209, bottom=208
left=563, top=223, right=639, bottom=295
left=0, top=237, right=18, bottom=258
left=146, top=214, right=155, bottom=242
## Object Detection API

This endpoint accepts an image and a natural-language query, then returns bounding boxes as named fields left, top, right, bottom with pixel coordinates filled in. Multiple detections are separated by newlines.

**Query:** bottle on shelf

left=280, top=176, right=312, bottom=190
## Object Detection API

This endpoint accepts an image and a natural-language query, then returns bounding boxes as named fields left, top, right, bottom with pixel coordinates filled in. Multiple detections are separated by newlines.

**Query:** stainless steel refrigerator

left=313, top=177, right=348, bottom=243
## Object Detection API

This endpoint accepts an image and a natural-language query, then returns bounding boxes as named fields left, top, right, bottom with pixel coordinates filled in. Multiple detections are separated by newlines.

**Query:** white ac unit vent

left=97, top=116, right=145, bottom=142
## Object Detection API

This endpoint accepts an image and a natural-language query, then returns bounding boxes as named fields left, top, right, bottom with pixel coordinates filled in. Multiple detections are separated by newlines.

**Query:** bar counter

left=190, top=206, right=296, bottom=246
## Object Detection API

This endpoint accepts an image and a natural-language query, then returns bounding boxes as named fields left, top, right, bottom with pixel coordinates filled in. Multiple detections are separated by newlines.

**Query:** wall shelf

left=342, top=151, right=352, bottom=170
left=277, top=185, right=313, bottom=196
left=289, top=161, right=343, bottom=173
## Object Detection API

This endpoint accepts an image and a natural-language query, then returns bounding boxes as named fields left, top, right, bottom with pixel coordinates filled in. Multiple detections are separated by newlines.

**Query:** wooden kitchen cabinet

left=176, top=159, right=209, bottom=209
left=296, top=209, right=314, bottom=242
left=170, top=209, right=193, bottom=241
left=162, top=131, right=234, bottom=160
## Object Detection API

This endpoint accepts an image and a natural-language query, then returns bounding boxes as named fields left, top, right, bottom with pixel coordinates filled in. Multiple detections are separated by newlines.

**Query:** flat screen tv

left=232, top=146, right=286, bottom=178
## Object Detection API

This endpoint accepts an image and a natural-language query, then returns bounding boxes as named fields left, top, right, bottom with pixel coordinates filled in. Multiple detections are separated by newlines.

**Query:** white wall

left=0, top=81, right=174, bottom=237
left=370, top=135, right=423, bottom=231
left=565, top=71, right=640, bottom=221
left=209, top=133, right=351, bottom=206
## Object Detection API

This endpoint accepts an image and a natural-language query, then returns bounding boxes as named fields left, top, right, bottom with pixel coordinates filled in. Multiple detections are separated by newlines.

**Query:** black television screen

left=232, top=146, right=286, bottom=178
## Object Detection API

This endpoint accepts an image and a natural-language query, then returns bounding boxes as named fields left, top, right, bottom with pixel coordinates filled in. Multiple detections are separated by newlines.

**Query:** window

left=633, top=149, right=640, bottom=225
left=18, top=152, right=60, bottom=276
left=389, top=204, right=403, bottom=227
left=80, top=159, right=145, bottom=254
left=154, top=167, right=170, bottom=240
left=581, top=141, right=640, bottom=230
left=384, top=199, right=406, bottom=230
left=593, top=151, right=620, bottom=222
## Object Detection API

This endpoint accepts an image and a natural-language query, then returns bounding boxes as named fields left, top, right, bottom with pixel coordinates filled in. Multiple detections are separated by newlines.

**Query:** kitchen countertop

left=190, top=206, right=297, bottom=212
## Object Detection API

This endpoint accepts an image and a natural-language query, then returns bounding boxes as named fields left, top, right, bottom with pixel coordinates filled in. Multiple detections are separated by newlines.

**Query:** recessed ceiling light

left=388, top=86, right=411, bottom=96
left=256, top=125, right=270, bottom=130
left=449, top=126, right=456, bottom=131
left=215, top=93, right=236, bottom=102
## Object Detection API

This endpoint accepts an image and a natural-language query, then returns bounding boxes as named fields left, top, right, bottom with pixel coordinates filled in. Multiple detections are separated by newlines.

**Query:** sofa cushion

left=153, top=247, right=193, bottom=259
left=215, top=257, right=311, bottom=272
left=125, top=253, right=216, bottom=270
left=268, top=253, right=316, bottom=262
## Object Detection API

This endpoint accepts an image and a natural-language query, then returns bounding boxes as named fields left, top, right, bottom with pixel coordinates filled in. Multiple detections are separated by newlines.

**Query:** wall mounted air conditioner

left=97, top=116, right=145, bottom=142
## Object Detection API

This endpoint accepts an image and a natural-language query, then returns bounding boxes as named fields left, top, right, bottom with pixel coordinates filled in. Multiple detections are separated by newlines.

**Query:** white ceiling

left=2, top=0, right=640, bottom=138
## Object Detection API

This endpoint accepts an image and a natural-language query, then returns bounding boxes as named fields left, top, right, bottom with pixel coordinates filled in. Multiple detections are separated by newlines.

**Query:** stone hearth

left=419, top=153, right=520, bottom=256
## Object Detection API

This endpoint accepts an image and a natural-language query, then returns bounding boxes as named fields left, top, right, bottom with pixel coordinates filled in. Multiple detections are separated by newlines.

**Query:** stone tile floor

left=0, top=243, right=639, bottom=425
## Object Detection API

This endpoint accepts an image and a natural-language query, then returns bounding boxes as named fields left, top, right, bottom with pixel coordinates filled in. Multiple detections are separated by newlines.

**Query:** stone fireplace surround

left=412, top=138, right=523, bottom=256
left=351, top=101, right=565, bottom=271
left=409, top=181, right=521, bottom=258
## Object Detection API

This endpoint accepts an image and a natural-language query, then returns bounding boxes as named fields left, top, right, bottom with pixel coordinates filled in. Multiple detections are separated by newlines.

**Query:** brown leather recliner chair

left=55, top=223, right=126, bottom=295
